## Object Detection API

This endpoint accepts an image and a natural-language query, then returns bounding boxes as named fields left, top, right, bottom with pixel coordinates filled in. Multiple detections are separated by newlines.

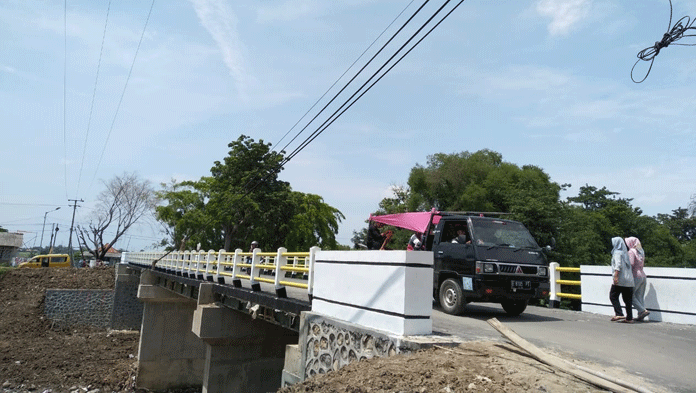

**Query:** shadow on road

left=434, top=303, right=564, bottom=323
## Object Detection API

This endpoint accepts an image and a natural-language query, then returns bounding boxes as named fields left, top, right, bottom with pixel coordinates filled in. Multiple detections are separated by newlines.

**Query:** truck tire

left=501, top=300, right=528, bottom=316
left=439, top=278, right=466, bottom=315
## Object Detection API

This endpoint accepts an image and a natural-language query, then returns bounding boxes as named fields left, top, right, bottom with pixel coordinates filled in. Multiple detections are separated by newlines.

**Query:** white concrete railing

left=122, top=247, right=319, bottom=298
left=311, top=250, right=434, bottom=336
left=580, top=265, right=696, bottom=325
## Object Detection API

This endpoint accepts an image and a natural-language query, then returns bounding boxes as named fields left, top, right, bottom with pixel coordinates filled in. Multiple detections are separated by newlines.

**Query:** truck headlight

left=483, top=263, right=496, bottom=273
left=538, top=267, right=548, bottom=276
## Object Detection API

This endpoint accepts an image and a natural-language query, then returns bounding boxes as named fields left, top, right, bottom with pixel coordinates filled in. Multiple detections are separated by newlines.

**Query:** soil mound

left=0, top=267, right=139, bottom=392
left=279, top=341, right=608, bottom=393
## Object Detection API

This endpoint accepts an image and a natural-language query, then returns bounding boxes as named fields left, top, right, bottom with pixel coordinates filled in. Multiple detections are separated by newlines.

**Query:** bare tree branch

left=83, top=173, right=157, bottom=260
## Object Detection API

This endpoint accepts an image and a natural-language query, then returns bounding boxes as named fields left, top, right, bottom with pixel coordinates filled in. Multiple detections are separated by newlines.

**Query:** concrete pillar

left=136, top=271, right=207, bottom=390
left=193, top=288, right=298, bottom=393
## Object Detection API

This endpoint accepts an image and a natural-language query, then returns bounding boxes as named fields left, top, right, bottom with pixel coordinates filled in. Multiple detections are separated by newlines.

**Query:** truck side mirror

left=546, top=237, right=556, bottom=251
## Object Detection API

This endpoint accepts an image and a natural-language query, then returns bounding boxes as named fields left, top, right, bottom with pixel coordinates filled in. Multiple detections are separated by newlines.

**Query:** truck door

left=433, top=220, right=476, bottom=277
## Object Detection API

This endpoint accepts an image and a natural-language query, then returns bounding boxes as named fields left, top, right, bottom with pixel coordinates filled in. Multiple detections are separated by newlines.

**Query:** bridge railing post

left=250, top=248, right=261, bottom=291
left=232, top=248, right=243, bottom=287
left=274, top=247, right=288, bottom=298
left=549, top=262, right=561, bottom=308
left=196, top=250, right=205, bottom=280
left=175, top=251, right=183, bottom=275
left=204, top=250, right=214, bottom=281
left=308, top=246, right=320, bottom=301
left=185, top=251, right=193, bottom=277
left=214, top=249, right=224, bottom=284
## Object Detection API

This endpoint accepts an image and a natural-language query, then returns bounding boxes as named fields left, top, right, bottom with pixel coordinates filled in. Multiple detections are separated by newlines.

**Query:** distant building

left=83, top=244, right=122, bottom=266
left=0, top=232, right=23, bottom=265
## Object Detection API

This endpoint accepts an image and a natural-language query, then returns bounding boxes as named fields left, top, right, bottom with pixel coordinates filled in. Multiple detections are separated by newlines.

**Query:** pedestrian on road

left=625, top=236, right=650, bottom=321
left=609, top=237, right=635, bottom=323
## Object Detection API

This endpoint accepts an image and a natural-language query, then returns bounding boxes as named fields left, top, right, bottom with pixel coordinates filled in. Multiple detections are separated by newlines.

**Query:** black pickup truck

left=369, top=211, right=550, bottom=316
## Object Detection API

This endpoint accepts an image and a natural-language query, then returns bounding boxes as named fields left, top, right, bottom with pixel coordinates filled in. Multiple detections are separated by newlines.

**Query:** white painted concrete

left=581, top=265, right=696, bottom=324
left=312, top=250, right=433, bottom=336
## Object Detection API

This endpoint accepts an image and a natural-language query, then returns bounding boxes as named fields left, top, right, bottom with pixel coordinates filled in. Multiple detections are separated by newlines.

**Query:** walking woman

left=609, top=237, right=634, bottom=323
left=626, top=237, right=650, bottom=321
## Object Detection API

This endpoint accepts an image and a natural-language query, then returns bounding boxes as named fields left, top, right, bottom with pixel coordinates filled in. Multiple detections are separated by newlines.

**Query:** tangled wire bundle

left=632, top=0, right=696, bottom=83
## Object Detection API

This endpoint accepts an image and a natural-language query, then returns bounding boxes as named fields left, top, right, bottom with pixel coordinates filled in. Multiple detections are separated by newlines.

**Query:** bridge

left=0, top=232, right=23, bottom=264
left=121, top=248, right=696, bottom=393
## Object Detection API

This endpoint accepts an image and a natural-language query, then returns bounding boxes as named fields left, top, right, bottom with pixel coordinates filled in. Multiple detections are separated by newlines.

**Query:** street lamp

left=40, top=207, right=61, bottom=250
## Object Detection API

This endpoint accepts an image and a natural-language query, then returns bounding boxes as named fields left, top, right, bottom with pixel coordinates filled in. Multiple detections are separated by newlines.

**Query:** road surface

left=432, top=303, right=696, bottom=393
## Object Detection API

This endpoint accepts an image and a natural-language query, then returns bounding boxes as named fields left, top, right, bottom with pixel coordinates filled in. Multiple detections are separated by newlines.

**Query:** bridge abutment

left=136, top=270, right=206, bottom=390
left=193, top=284, right=298, bottom=393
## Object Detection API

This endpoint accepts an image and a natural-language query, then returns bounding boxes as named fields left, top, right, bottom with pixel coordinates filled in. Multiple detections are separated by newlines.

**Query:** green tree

left=156, top=135, right=343, bottom=252
left=656, top=208, right=696, bottom=243
left=285, top=192, right=345, bottom=250
left=405, top=150, right=562, bottom=246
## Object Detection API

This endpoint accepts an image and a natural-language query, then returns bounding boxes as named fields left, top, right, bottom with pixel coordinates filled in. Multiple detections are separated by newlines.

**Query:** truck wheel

left=501, top=300, right=528, bottom=316
left=439, top=279, right=466, bottom=315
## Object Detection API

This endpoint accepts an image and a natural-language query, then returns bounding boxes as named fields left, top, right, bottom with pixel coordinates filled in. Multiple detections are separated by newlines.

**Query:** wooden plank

left=487, top=318, right=647, bottom=393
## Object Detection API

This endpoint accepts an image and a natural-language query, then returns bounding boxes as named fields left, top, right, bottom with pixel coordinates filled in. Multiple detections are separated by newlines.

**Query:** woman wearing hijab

left=609, top=237, right=635, bottom=323
left=625, top=237, right=650, bottom=321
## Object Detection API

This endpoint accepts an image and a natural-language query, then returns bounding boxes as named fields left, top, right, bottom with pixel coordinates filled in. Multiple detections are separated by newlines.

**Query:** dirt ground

left=280, top=341, right=617, bottom=393
left=0, top=267, right=140, bottom=393
left=0, top=267, right=655, bottom=393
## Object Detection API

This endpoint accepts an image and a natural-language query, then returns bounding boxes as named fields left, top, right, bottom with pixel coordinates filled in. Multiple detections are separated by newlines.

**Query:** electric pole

left=67, top=198, right=83, bottom=265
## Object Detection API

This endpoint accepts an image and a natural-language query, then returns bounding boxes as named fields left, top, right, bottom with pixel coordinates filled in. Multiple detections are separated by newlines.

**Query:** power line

left=90, top=0, right=156, bottom=191
left=238, top=0, right=431, bottom=195
left=281, top=0, right=463, bottom=168
left=153, top=0, right=466, bottom=263
left=239, top=0, right=466, bottom=203
left=76, top=0, right=112, bottom=197
left=63, top=0, right=68, bottom=199
left=0, top=202, right=66, bottom=207
left=276, top=0, right=432, bottom=157
left=632, top=0, right=696, bottom=83
left=271, top=0, right=417, bottom=151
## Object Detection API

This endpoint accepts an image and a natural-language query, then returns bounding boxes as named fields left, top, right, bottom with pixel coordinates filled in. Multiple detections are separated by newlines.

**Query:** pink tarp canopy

left=368, top=211, right=440, bottom=234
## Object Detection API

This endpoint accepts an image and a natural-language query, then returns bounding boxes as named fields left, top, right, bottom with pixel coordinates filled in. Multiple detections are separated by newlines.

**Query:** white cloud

left=189, top=0, right=255, bottom=99
left=536, top=0, right=591, bottom=36
left=256, top=0, right=320, bottom=23
left=2, top=65, right=15, bottom=73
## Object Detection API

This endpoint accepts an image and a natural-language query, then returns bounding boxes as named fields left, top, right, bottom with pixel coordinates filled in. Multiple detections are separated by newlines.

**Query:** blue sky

left=2, top=0, right=695, bottom=252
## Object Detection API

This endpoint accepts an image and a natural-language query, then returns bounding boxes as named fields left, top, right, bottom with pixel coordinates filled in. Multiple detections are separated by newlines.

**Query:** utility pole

left=49, top=224, right=59, bottom=253
left=39, top=207, right=61, bottom=251
left=67, top=198, right=83, bottom=265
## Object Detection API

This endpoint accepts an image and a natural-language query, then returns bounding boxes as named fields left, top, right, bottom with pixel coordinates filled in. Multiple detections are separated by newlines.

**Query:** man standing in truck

left=366, top=221, right=387, bottom=250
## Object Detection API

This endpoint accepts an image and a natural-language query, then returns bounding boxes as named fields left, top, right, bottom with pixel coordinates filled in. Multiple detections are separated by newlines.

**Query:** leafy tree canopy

left=156, top=135, right=343, bottom=252
left=364, top=150, right=694, bottom=268
left=402, top=150, right=563, bottom=247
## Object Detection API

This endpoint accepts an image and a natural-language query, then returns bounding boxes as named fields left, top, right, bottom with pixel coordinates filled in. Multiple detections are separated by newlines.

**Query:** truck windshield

left=471, top=220, right=539, bottom=249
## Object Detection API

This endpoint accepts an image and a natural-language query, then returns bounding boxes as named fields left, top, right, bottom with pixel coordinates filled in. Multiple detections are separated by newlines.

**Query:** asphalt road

left=432, top=303, right=696, bottom=393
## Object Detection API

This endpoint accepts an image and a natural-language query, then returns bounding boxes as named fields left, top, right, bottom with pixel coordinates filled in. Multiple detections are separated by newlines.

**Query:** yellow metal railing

left=122, top=246, right=319, bottom=297
left=549, top=263, right=581, bottom=301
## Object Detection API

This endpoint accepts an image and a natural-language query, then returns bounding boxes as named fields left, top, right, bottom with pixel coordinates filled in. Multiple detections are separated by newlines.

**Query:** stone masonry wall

left=44, top=289, right=114, bottom=329
left=110, top=277, right=144, bottom=330
left=300, top=312, right=435, bottom=379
